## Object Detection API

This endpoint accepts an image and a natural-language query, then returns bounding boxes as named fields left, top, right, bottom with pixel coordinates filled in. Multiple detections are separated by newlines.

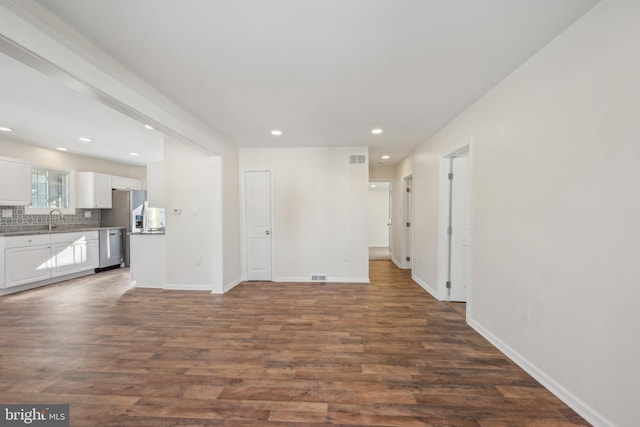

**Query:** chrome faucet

left=49, top=209, right=64, bottom=231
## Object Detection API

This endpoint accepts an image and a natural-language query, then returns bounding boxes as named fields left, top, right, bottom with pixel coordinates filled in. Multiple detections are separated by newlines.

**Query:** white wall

left=408, top=1, right=639, bottom=425
left=222, top=145, right=242, bottom=290
left=368, top=183, right=390, bottom=247
left=369, top=164, right=394, bottom=181
left=0, top=137, right=145, bottom=181
left=239, top=147, right=369, bottom=282
left=164, top=138, right=221, bottom=291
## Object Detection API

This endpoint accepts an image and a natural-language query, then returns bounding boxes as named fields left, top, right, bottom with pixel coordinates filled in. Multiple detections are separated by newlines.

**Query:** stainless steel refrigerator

left=100, top=189, right=146, bottom=266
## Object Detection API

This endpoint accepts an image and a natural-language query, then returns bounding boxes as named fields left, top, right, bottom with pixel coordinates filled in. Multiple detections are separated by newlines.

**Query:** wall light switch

left=2, top=209, right=12, bottom=218
left=190, top=208, right=198, bottom=216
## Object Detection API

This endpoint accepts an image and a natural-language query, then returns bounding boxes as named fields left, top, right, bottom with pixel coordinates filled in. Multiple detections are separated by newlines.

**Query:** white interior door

left=245, top=171, right=272, bottom=281
left=449, top=157, right=470, bottom=301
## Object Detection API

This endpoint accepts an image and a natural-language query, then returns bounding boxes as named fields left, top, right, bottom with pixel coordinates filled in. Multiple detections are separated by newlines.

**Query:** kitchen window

left=26, top=167, right=75, bottom=214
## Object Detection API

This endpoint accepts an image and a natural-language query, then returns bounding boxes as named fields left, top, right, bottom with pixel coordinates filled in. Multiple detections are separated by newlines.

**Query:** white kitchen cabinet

left=111, top=175, right=142, bottom=191
left=77, top=172, right=112, bottom=208
left=4, top=234, right=53, bottom=288
left=146, top=161, right=164, bottom=207
left=1, top=231, right=99, bottom=290
left=51, top=231, right=99, bottom=277
left=0, top=156, right=31, bottom=206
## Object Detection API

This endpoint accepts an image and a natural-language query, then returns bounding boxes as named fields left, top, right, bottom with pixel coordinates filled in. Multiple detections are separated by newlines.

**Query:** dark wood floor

left=0, top=261, right=588, bottom=426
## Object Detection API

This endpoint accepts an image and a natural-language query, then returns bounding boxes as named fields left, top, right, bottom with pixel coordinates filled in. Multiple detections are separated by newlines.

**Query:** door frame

left=437, top=143, right=473, bottom=305
left=240, top=169, right=275, bottom=281
left=401, top=173, right=413, bottom=269
left=368, top=180, right=392, bottom=260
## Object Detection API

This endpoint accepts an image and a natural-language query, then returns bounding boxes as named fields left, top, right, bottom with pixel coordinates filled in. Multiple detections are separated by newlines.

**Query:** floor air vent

left=311, top=275, right=327, bottom=282
left=349, top=154, right=367, bottom=164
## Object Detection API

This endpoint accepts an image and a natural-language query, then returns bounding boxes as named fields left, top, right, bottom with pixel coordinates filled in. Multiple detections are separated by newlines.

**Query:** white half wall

left=408, top=1, right=640, bottom=426
left=239, top=147, right=369, bottom=283
left=164, top=138, right=222, bottom=291
left=222, top=145, right=241, bottom=291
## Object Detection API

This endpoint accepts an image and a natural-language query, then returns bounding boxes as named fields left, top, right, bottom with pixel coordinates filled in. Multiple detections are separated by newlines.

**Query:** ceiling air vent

left=349, top=154, right=367, bottom=164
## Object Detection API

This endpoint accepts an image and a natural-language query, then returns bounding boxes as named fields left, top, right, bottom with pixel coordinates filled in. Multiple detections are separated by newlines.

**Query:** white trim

left=401, top=173, right=413, bottom=270
left=436, top=142, right=474, bottom=302
left=135, top=282, right=212, bottom=291
left=468, top=317, right=612, bottom=427
left=222, top=278, right=242, bottom=293
left=411, top=274, right=440, bottom=300
left=391, top=256, right=406, bottom=269
left=274, top=277, right=370, bottom=284
left=210, top=155, right=224, bottom=294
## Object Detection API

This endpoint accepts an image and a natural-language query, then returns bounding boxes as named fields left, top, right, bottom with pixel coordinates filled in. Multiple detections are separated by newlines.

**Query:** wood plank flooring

left=0, top=261, right=588, bottom=426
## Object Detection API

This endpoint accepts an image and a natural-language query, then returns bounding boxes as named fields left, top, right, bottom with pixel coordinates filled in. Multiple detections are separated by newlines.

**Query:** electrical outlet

left=84, top=211, right=92, bottom=218
left=195, top=256, right=201, bottom=266
left=2, top=209, right=12, bottom=218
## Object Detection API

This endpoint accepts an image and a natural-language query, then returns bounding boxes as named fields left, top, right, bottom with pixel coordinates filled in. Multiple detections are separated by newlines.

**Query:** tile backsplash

left=0, top=206, right=101, bottom=229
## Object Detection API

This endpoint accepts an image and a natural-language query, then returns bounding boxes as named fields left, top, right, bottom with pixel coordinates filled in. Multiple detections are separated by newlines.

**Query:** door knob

left=265, top=230, right=270, bottom=235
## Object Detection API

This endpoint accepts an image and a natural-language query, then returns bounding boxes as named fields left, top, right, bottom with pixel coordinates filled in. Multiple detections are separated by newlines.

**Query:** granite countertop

left=0, top=226, right=125, bottom=237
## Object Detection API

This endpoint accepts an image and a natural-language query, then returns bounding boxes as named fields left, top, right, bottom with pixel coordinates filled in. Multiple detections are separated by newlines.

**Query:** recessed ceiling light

left=129, top=152, right=139, bottom=156
left=0, top=127, right=12, bottom=132
left=56, top=147, right=68, bottom=152
left=271, top=129, right=282, bottom=136
left=381, top=155, right=390, bottom=160
left=78, top=137, right=91, bottom=142
left=144, top=124, right=154, bottom=130
left=370, top=184, right=377, bottom=188
left=371, top=128, right=383, bottom=135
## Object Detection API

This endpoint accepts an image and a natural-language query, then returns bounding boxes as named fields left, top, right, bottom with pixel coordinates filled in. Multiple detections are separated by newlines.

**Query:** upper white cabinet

left=77, top=172, right=112, bottom=208
left=0, top=156, right=31, bottom=206
left=146, top=161, right=164, bottom=207
left=111, top=175, right=142, bottom=191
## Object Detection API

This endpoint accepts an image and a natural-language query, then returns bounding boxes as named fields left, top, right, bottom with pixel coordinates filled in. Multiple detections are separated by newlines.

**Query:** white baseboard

left=391, top=256, right=409, bottom=269
left=467, top=317, right=612, bottom=427
left=275, top=276, right=370, bottom=284
left=135, top=282, right=212, bottom=291
left=222, top=278, right=242, bottom=293
left=411, top=274, right=440, bottom=300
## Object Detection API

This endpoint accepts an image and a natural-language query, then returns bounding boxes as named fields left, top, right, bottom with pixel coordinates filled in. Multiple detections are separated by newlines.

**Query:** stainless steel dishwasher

left=99, top=228, right=123, bottom=269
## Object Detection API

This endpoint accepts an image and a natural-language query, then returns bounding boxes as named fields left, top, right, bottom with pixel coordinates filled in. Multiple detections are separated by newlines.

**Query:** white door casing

left=245, top=171, right=272, bottom=281
left=403, top=175, right=413, bottom=269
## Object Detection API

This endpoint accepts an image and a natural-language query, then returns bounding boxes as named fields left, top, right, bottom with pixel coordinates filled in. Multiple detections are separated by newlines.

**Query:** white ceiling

left=0, top=52, right=164, bottom=166
left=6, top=0, right=599, bottom=166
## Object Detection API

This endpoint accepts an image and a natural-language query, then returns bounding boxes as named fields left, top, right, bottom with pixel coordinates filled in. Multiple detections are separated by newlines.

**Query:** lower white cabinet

left=51, top=236, right=99, bottom=277
left=5, top=244, right=52, bottom=287
left=2, top=231, right=99, bottom=289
